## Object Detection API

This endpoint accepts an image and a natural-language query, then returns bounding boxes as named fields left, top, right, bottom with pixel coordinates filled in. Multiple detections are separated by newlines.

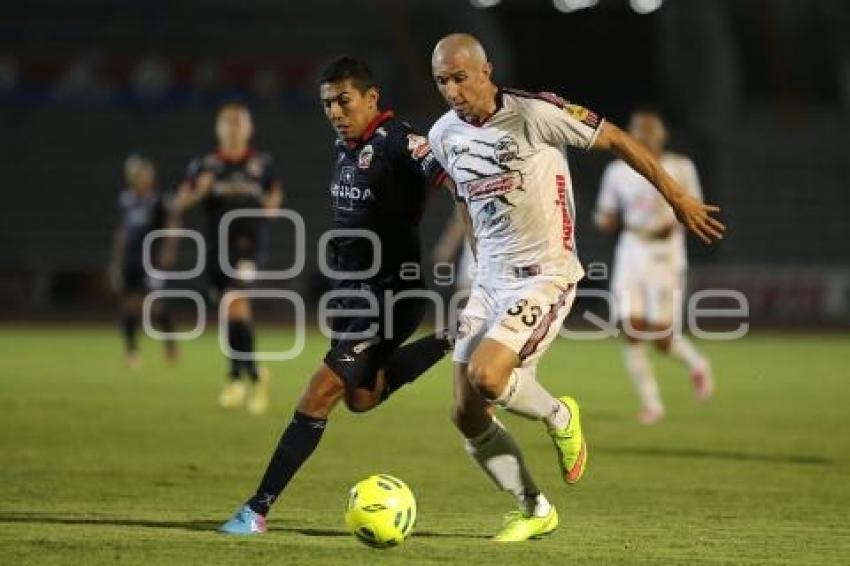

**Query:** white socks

left=668, top=335, right=707, bottom=373
left=624, top=342, right=663, bottom=413
left=492, top=368, right=571, bottom=430
left=465, top=418, right=551, bottom=517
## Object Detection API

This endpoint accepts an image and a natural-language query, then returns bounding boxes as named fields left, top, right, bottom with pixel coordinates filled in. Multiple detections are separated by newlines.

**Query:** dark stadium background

left=1, top=0, right=848, bottom=327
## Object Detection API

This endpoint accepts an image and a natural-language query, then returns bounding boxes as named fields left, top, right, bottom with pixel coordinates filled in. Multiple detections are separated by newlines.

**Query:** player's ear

left=366, top=86, right=380, bottom=110
left=482, top=61, right=493, bottom=80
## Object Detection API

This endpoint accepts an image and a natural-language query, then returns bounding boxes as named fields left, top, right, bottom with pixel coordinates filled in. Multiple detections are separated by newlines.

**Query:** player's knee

left=466, top=362, right=506, bottom=399
left=653, top=337, right=672, bottom=353
left=343, top=392, right=378, bottom=414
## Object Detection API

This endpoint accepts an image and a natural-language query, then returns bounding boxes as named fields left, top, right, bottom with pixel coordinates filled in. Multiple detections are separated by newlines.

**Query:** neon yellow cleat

left=548, top=396, right=587, bottom=485
left=247, top=367, right=270, bottom=415
left=493, top=507, right=558, bottom=542
left=219, top=381, right=247, bottom=408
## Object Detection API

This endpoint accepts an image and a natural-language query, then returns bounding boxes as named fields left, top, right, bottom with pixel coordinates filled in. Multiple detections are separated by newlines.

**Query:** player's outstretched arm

left=592, top=122, right=725, bottom=244
left=432, top=208, right=467, bottom=264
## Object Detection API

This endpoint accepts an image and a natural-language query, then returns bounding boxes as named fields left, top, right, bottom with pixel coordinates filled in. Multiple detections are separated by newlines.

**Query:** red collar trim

left=216, top=147, right=255, bottom=164
left=347, top=110, right=394, bottom=149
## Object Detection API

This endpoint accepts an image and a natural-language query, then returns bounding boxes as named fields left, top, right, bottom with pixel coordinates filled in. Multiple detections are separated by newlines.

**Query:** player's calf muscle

left=297, top=366, right=345, bottom=417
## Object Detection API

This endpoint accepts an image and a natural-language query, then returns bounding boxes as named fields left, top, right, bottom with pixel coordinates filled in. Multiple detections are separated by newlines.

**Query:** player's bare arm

left=456, top=199, right=477, bottom=261
left=433, top=206, right=468, bottom=264
left=592, top=122, right=725, bottom=244
left=172, top=172, right=214, bottom=214
left=156, top=199, right=181, bottom=270
left=594, top=210, right=619, bottom=236
left=261, top=181, right=285, bottom=217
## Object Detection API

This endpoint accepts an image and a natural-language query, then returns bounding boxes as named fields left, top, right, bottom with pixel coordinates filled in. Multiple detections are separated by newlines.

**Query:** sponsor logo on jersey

left=331, top=167, right=375, bottom=210
left=213, top=177, right=263, bottom=197
left=330, top=184, right=375, bottom=202
left=555, top=174, right=574, bottom=251
left=358, top=145, right=374, bottom=169
left=407, top=134, right=431, bottom=160
left=566, top=104, right=601, bottom=128
left=463, top=171, right=523, bottom=201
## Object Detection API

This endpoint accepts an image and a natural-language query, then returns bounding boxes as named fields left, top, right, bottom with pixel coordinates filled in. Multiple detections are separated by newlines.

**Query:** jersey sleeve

left=258, top=153, right=280, bottom=193
left=524, top=94, right=604, bottom=150
left=596, top=162, right=621, bottom=215
left=393, top=125, right=447, bottom=188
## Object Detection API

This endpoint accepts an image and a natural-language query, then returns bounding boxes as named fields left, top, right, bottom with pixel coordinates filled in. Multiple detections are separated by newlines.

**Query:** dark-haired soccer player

left=109, top=154, right=177, bottom=368
left=173, top=102, right=284, bottom=414
left=220, top=57, right=453, bottom=535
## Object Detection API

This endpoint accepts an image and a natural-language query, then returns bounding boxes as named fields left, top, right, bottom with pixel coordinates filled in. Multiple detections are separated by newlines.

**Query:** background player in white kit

left=428, top=34, right=725, bottom=542
left=595, top=109, right=715, bottom=425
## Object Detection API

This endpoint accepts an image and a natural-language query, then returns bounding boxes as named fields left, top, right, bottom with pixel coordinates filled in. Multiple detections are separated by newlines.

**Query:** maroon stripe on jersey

left=502, top=87, right=568, bottom=109
left=360, top=110, right=395, bottom=143
left=432, top=169, right=449, bottom=189
left=518, top=284, right=574, bottom=360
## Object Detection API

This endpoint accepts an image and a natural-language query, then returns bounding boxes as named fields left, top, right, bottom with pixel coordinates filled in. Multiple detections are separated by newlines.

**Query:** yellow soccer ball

left=344, top=474, right=417, bottom=548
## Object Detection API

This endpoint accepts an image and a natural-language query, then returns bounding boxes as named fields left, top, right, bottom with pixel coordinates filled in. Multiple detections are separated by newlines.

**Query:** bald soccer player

left=427, top=34, right=724, bottom=541
left=596, top=108, right=715, bottom=425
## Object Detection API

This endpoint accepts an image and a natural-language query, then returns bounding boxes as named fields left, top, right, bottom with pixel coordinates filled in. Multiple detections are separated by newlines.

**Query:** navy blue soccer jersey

left=328, top=111, right=446, bottom=283
left=183, top=149, right=278, bottom=251
left=117, top=188, right=167, bottom=264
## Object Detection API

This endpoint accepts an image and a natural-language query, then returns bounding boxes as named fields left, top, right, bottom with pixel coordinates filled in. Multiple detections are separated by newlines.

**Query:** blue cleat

left=219, top=504, right=267, bottom=535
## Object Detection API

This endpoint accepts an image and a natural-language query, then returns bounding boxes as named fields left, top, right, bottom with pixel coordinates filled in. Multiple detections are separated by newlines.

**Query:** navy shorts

left=121, top=261, right=149, bottom=293
left=323, top=282, right=429, bottom=390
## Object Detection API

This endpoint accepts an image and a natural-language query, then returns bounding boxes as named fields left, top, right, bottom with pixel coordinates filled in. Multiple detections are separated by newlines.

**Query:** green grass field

left=1, top=326, right=849, bottom=564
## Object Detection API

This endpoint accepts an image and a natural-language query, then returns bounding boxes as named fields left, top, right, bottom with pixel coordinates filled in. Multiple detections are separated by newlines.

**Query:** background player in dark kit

left=220, top=57, right=454, bottom=534
left=109, top=154, right=177, bottom=368
left=173, top=102, right=285, bottom=414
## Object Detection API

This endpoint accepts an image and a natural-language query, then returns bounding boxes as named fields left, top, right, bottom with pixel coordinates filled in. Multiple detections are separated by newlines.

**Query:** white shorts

left=612, top=264, right=685, bottom=326
left=453, top=275, right=577, bottom=369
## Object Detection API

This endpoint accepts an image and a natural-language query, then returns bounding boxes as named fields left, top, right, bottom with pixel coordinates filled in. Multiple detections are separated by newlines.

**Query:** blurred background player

left=429, top=34, right=724, bottom=542
left=595, top=109, right=715, bottom=425
left=108, top=154, right=177, bottom=368
left=220, top=56, right=453, bottom=535
left=173, top=102, right=284, bottom=414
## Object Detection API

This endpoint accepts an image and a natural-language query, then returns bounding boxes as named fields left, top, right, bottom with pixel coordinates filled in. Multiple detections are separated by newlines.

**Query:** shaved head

left=432, top=33, right=488, bottom=68
left=431, top=33, right=498, bottom=124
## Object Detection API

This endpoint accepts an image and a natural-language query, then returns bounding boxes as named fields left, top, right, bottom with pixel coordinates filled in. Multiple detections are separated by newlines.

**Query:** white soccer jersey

left=428, top=89, right=604, bottom=285
left=596, top=152, right=702, bottom=270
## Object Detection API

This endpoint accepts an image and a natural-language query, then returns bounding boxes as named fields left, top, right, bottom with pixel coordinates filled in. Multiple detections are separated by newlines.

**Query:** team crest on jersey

left=358, top=145, right=374, bottom=169
left=246, top=157, right=264, bottom=177
left=494, top=136, right=520, bottom=163
left=407, top=134, right=431, bottom=159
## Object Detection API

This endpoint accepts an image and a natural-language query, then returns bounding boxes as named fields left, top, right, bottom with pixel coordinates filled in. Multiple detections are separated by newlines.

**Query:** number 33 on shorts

left=505, top=298, right=543, bottom=328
